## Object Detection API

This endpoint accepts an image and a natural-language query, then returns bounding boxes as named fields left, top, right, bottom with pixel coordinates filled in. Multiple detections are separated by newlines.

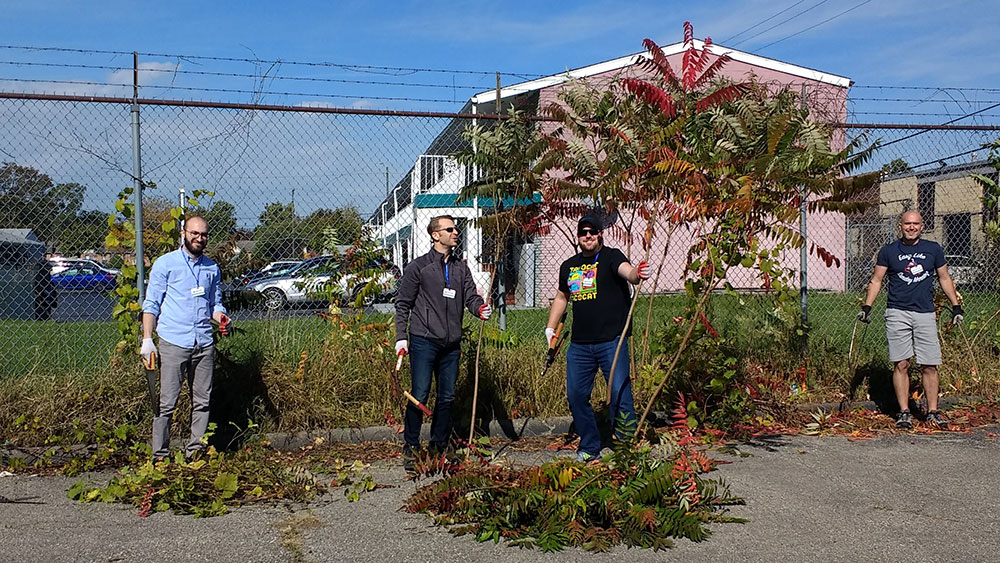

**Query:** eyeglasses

left=185, top=230, right=209, bottom=239
left=437, top=226, right=458, bottom=233
left=577, top=228, right=600, bottom=237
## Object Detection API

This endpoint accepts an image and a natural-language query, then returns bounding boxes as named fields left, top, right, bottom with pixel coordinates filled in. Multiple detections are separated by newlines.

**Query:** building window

left=942, top=213, right=971, bottom=255
left=420, top=156, right=445, bottom=192
left=917, top=181, right=935, bottom=229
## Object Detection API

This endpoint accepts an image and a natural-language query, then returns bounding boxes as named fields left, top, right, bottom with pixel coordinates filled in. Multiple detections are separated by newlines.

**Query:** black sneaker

left=402, top=446, right=417, bottom=473
left=926, top=410, right=949, bottom=429
left=896, top=410, right=913, bottom=429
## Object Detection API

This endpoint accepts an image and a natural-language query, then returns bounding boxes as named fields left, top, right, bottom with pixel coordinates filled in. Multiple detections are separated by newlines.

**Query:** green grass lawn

left=2, top=290, right=997, bottom=381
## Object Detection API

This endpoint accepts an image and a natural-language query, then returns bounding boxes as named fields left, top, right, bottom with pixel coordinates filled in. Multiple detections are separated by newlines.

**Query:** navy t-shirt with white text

left=876, top=238, right=946, bottom=313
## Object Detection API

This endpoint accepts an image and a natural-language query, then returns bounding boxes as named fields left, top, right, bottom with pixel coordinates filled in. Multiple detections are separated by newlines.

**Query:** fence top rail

left=2, top=92, right=1000, bottom=131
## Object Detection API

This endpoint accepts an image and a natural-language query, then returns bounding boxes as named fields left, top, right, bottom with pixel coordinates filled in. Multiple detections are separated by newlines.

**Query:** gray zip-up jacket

left=394, top=247, right=486, bottom=346
left=396, top=248, right=485, bottom=345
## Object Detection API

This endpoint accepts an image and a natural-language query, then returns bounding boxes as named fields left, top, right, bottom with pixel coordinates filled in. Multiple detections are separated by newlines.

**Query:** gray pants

left=152, top=340, right=214, bottom=458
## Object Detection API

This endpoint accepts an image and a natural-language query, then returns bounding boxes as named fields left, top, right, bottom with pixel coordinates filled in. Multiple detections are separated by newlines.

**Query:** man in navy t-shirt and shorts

left=858, top=211, right=963, bottom=429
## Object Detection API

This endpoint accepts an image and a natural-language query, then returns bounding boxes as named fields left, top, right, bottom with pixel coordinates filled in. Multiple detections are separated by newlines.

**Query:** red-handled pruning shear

left=395, top=352, right=432, bottom=417
left=541, top=311, right=569, bottom=379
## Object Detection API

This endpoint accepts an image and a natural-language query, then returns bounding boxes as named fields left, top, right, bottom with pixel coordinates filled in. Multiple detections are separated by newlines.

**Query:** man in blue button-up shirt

left=141, top=216, right=229, bottom=459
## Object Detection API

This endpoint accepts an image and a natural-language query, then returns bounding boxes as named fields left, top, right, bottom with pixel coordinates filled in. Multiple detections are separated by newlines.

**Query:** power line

left=0, top=44, right=545, bottom=79
left=855, top=85, right=1000, bottom=93
left=910, top=147, right=986, bottom=170
left=851, top=97, right=1000, bottom=104
left=730, top=0, right=831, bottom=47
left=720, top=0, right=808, bottom=44
left=850, top=111, right=1000, bottom=117
left=753, top=0, right=873, bottom=52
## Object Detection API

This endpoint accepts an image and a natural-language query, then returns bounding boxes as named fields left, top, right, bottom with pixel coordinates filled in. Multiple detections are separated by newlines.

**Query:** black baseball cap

left=578, top=213, right=603, bottom=232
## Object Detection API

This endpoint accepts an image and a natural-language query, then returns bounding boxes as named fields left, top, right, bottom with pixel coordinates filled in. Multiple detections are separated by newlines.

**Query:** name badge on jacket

left=442, top=288, right=456, bottom=299
left=191, top=286, right=206, bottom=297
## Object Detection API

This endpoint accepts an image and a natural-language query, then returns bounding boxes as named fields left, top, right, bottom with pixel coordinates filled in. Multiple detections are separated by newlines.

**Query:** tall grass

left=2, top=292, right=997, bottom=445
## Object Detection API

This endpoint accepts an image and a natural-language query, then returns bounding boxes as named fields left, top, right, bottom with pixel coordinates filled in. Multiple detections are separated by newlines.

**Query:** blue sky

left=3, top=0, right=999, bottom=114
left=1, top=1, right=999, bottom=220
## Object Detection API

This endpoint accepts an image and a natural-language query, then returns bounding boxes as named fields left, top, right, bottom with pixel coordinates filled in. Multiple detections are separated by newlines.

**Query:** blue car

left=50, top=264, right=118, bottom=291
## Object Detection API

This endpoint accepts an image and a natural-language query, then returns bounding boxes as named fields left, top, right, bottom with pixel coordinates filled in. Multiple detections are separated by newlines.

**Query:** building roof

left=470, top=39, right=851, bottom=104
left=0, top=228, right=43, bottom=246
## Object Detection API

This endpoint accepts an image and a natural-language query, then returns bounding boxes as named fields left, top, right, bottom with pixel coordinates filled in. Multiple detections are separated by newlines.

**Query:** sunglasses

left=437, top=226, right=458, bottom=233
left=577, top=228, right=600, bottom=237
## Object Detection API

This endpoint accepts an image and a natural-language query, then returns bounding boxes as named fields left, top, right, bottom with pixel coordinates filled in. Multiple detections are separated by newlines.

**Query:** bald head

left=898, top=211, right=924, bottom=244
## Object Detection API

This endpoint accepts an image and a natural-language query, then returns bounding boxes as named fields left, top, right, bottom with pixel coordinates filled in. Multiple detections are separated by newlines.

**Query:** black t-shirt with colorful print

left=876, top=238, right=946, bottom=313
left=558, top=246, right=631, bottom=344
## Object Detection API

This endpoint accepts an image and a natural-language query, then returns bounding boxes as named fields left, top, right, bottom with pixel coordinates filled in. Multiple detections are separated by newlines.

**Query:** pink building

left=367, top=39, right=852, bottom=307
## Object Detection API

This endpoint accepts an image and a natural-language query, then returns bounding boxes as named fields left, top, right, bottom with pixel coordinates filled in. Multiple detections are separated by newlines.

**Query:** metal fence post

left=496, top=72, right=507, bottom=331
left=132, top=51, right=145, bottom=304
left=799, top=84, right=808, bottom=328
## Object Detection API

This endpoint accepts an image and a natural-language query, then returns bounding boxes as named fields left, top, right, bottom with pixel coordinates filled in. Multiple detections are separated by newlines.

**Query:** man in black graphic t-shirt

left=545, top=213, right=649, bottom=461
left=859, top=211, right=962, bottom=429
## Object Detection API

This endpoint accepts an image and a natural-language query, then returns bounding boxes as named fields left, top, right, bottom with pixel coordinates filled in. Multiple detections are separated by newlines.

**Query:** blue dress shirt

left=142, top=248, right=226, bottom=349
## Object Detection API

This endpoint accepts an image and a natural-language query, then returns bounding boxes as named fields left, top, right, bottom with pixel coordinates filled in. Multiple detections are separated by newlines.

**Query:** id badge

left=191, top=286, right=206, bottom=297
left=442, top=288, right=456, bottom=299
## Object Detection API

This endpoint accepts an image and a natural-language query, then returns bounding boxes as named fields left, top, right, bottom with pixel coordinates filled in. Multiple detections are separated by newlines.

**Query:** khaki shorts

left=885, top=308, right=941, bottom=365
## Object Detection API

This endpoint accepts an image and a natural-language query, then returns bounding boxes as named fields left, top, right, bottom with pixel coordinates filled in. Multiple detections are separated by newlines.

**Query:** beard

left=183, top=236, right=204, bottom=256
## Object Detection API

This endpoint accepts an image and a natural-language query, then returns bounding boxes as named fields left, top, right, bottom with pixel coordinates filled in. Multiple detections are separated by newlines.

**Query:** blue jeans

left=404, top=335, right=461, bottom=452
left=566, top=337, right=635, bottom=457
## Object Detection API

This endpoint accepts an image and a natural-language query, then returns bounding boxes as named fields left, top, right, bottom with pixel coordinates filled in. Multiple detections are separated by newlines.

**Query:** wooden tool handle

left=402, top=390, right=432, bottom=416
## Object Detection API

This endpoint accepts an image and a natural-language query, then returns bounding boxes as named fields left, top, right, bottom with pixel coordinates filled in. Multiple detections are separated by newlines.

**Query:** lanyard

left=444, top=261, right=450, bottom=287
left=185, top=255, right=201, bottom=286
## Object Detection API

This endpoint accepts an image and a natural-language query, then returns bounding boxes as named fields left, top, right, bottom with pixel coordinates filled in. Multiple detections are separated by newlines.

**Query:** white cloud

left=295, top=100, right=338, bottom=109
left=108, top=61, right=181, bottom=88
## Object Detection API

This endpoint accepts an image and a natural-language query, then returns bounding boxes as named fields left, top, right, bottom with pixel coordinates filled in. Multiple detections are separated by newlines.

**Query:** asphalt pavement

left=2, top=427, right=999, bottom=563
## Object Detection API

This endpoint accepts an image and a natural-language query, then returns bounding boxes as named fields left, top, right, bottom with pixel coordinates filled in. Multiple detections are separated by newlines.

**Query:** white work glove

left=636, top=260, right=650, bottom=280
left=545, top=327, right=557, bottom=348
left=479, top=303, right=493, bottom=320
left=395, top=339, right=408, bottom=356
left=140, top=338, right=157, bottom=366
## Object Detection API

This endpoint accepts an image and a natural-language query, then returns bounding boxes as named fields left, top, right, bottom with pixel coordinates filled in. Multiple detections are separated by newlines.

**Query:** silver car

left=248, top=255, right=342, bottom=311
left=247, top=254, right=400, bottom=311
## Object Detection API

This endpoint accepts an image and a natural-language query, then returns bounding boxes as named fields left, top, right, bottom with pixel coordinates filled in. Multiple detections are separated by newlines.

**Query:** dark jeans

left=404, top=335, right=461, bottom=453
left=566, top=337, right=636, bottom=457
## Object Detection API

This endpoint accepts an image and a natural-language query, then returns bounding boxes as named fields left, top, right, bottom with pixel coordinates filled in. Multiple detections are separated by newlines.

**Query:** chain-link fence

left=1, top=90, right=998, bottom=379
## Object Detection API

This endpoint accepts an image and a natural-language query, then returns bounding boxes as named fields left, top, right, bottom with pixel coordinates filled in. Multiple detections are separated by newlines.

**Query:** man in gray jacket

left=394, top=215, right=490, bottom=470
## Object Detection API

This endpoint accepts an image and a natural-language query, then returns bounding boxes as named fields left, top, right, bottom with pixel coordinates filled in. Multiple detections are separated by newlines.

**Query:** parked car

left=230, top=260, right=302, bottom=289
left=245, top=255, right=341, bottom=310
left=945, top=255, right=984, bottom=288
left=48, top=257, right=120, bottom=277
left=50, top=263, right=118, bottom=290
left=245, top=255, right=399, bottom=311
